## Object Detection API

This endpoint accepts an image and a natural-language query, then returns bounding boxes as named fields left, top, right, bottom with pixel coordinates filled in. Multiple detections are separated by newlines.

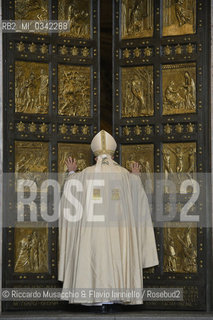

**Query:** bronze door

left=113, top=0, right=211, bottom=311
left=2, top=0, right=100, bottom=311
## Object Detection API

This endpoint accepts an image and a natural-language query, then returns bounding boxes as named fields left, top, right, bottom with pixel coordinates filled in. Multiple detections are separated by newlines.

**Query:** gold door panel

left=15, top=0, right=49, bottom=20
left=163, top=0, right=196, bottom=36
left=121, top=0, right=154, bottom=39
left=14, top=222, right=48, bottom=273
left=163, top=142, right=196, bottom=192
left=121, top=144, right=154, bottom=192
left=58, top=143, right=90, bottom=185
left=163, top=222, right=197, bottom=273
left=15, top=61, right=49, bottom=114
left=58, top=65, right=91, bottom=117
left=162, top=63, right=196, bottom=115
left=122, top=66, right=154, bottom=118
left=15, top=141, right=49, bottom=190
left=58, top=0, right=91, bottom=39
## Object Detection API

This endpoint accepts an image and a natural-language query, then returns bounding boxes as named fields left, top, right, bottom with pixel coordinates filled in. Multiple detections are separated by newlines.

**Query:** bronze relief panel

left=121, top=0, right=153, bottom=39
left=58, top=65, right=91, bottom=117
left=122, top=66, right=154, bottom=117
left=163, top=0, right=196, bottom=36
left=121, top=144, right=154, bottom=192
left=58, top=143, right=90, bottom=184
left=15, top=0, right=48, bottom=20
left=58, top=0, right=91, bottom=39
left=15, top=141, right=49, bottom=190
left=14, top=222, right=48, bottom=273
left=15, top=61, right=49, bottom=114
left=163, top=222, right=197, bottom=273
left=163, top=142, right=196, bottom=193
left=162, top=63, right=196, bottom=115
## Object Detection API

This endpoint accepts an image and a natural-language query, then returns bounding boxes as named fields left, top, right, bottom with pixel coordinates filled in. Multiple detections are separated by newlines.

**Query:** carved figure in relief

left=175, top=147, right=184, bottom=175
left=124, top=82, right=135, bottom=116
left=175, top=0, right=192, bottom=27
left=163, top=0, right=195, bottom=37
left=60, top=72, right=76, bottom=115
left=38, top=69, right=49, bottom=108
left=163, top=149, right=173, bottom=193
left=15, top=235, right=31, bottom=272
left=166, top=146, right=188, bottom=184
left=125, top=154, right=136, bottom=172
left=77, top=153, right=87, bottom=172
left=187, top=147, right=196, bottom=178
left=165, top=238, right=177, bottom=272
left=139, top=158, right=151, bottom=175
left=59, top=68, right=90, bottom=117
left=24, top=73, right=36, bottom=112
left=164, top=81, right=185, bottom=110
left=129, top=2, right=144, bottom=34
left=139, top=159, right=153, bottom=193
left=38, top=237, right=47, bottom=270
left=15, top=69, right=24, bottom=106
left=15, top=62, right=49, bottom=114
left=15, top=230, right=47, bottom=273
left=122, top=68, right=153, bottom=117
left=183, top=71, right=196, bottom=110
left=16, top=150, right=48, bottom=189
left=59, top=0, right=90, bottom=39
left=177, top=228, right=197, bottom=272
left=29, top=231, right=39, bottom=271
left=163, top=65, right=196, bottom=114
left=122, top=0, right=153, bottom=39
left=131, top=77, right=146, bottom=115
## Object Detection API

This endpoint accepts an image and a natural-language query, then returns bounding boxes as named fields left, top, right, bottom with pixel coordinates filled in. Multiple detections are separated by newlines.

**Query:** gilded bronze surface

left=15, top=0, right=48, bottom=20
left=15, top=61, right=49, bottom=114
left=122, top=144, right=154, bottom=192
left=15, top=141, right=48, bottom=190
left=163, top=63, right=196, bottom=115
left=58, top=65, right=91, bottom=117
left=14, top=223, right=48, bottom=273
left=58, top=0, right=90, bottom=39
left=58, top=143, right=90, bottom=185
left=163, top=0, right=196, bottom=36
left=122, top=66, right=153, bottom=117
left=163, top=142, right=196, bottom=192
left=164, top=222, right=197, bottom=273
left=121, top=0, right=153, bottom=39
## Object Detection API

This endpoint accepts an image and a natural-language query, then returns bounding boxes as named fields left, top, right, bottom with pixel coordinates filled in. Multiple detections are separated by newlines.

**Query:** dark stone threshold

left=1, top=311, right=213, bottom=320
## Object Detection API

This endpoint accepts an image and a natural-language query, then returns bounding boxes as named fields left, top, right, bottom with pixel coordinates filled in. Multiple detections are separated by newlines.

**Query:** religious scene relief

left=15, top=0, right=48, bottom=20
left=163, top=0, right=196, bottom=36
left=163, top=142, right=196, bottom=193
left=14, top=224, right=48, bottom=273
left=164, top=222, right=197, bottom=273
left=15, top=141, right=48, bottom=190
left=121, top=0, right=153, bottom=39
left=58, top=143, right=90, bottom=185
left=122, top=66, right=154, bottom=117
left=163, top=63, right=196, bottom=115
left=122, top=144, right=154, bottom=193
left=58, top=65, right=91, bottom=117
left=15, top=61, right=49, bottom=114
left=58, top=0, right=90, bottom=39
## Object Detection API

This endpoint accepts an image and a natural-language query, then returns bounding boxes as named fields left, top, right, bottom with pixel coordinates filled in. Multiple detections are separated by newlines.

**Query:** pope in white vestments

left=58, top=130, right=159, bottom=305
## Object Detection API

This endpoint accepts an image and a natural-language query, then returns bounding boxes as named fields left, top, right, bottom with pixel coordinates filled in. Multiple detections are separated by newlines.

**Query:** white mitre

left=91, top=130, right=117, bottom=156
